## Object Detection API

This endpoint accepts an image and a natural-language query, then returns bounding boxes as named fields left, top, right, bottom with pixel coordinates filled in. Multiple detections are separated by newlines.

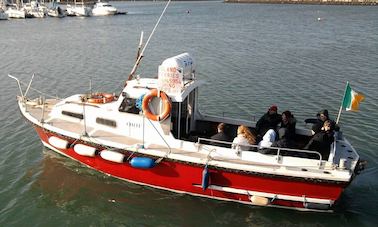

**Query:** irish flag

left=342, top=82, right=365, bottom=112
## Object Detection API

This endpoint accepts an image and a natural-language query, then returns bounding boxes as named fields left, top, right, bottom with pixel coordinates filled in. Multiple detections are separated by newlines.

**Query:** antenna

left=127, top=0, right=171, bottom=82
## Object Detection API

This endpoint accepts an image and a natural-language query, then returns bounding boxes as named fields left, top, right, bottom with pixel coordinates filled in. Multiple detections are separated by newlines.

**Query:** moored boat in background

left=23, top=0, right=47, bottom=18
left=47, top=0, right=65, bottom=18
left=66, top=0, right=91, bottom=17
left=5, top=3, right=25, bottom=19
left=92, top=0, right=117, bottom=16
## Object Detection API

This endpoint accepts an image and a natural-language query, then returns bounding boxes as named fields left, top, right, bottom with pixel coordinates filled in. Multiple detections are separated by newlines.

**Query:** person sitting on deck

left=269, top=128, right=297, bottom=156
left=305, top=109, right=338, bottom=135
left=280, top=110, right=296, bottom=140
left=257, top=129, right=277, bottom=154
left=209, top=123, right=232, bottom=148
left=231, top=125, right=256, bottom=151
left=304, top=120, right=335, bottom=160
left=255, top=105, right=281, bottom=140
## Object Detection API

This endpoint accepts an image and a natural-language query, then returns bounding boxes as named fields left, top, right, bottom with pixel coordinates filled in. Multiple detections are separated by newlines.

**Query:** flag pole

left=336, top=81, right=349, bottom=124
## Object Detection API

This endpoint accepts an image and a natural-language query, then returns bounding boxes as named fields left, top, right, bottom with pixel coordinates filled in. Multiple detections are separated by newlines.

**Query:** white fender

left=100, top=150, right=125, bottom=163
left=250, top=195, right=270, bottom=206
left=48, top=136, right=69, bottom=149
left=74, top=144, right=96, bottom=157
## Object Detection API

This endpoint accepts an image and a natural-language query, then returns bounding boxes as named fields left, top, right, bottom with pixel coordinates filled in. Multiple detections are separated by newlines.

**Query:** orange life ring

left=87, top=93, right=114, bottom=104
left=142, top=89, right=171, bottom=121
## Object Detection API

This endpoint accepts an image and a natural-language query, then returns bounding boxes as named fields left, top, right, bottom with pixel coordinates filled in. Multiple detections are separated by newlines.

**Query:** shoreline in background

left=224, top=0, right=377, bottom=5
left=26, top=0, right=377, bottom=6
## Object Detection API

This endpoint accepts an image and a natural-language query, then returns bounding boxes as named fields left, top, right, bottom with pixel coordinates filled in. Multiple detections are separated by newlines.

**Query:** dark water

left=1, top=1, right=378, bottom=226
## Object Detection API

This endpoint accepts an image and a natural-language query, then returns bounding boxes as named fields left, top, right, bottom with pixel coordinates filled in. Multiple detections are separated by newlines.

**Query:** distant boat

left=5, top=4, right=26, bottom=19
left=47, top=0, right=65, bottom=18
left=23, top=1, right=47, bottom=18
left=47, top=5, right=64, bottom=18
left=92, top=0, right=117, bottom=16
left=0, top=8, right=8, bottom=20
left=66, top=0, right=91, bottom=17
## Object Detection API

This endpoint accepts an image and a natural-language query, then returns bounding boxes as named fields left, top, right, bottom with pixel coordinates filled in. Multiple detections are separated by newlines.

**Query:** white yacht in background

left=47, top=0, right=65, bottom=18
left=92, top=0, right=117, bottom=16
left=23, top=1, right=47, bottom=18
left=66, top=0, right=91, bottom=17
left=47, top=5, right=64, bottom=17
left=5, top=3, right=26, bottom=19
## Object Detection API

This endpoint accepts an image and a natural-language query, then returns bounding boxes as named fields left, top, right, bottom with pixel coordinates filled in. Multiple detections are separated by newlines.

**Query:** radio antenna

left=127, top=0, right=172, bottom=82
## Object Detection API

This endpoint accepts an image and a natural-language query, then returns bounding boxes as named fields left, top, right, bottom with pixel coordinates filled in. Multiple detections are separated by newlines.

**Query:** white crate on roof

left=158, top=53, right=195, bottom=95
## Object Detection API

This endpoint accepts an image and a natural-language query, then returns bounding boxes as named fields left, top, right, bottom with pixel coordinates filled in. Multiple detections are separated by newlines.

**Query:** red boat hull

left=34, top=126, right=348, bottom=210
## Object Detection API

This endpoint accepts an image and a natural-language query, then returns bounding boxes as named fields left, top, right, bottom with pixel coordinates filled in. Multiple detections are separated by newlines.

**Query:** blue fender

left=130, top=157, right=155, bottom=169
left=202, top=166, right=210, bottom=190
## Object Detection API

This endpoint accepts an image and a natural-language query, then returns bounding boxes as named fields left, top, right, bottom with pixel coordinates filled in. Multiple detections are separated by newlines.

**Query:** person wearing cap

left=255, top=105, right=281, bottom=139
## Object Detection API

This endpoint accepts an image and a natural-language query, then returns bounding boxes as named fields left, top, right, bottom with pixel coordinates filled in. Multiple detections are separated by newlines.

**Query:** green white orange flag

left=342, top=83, right=365, bottom=112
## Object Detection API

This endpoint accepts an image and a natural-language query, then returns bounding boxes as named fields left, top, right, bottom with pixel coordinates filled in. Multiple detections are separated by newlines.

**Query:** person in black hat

left=255, top=105, right=281, bottom=139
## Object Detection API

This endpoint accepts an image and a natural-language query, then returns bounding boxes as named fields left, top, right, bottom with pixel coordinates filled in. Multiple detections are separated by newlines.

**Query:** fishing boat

left=10, top=1, right=365, bottom=212
left=92, top=0, right=117, bottom=16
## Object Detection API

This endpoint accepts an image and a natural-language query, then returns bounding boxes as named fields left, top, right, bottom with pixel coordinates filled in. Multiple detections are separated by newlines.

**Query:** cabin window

left=96, top=118, right=117, bottom=128
left=62, top=111, right=84, bottom=120
left=119, top=97, right=140, bottom=114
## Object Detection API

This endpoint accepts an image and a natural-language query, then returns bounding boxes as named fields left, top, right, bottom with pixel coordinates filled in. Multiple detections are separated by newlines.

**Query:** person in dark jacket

left=210, top=123, right=232, bottom=148
left=255, top=105, right=281, bottom=138
left=273, top=128, right=295, bottom=149
left=304, top=120, right=335, bottom=160
left=311, top=109, right=330, bottom=135
left=305, top=109, right=339, bottom=135
left=280, top=110, right=296, bottom=140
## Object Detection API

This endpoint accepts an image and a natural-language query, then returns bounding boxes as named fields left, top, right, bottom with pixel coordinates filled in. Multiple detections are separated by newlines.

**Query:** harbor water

left=1, top=1, right=377, bottom=226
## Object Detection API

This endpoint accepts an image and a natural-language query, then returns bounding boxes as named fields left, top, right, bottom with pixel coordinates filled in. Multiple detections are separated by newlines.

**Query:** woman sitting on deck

left=231, top=125, right=256, bottom=151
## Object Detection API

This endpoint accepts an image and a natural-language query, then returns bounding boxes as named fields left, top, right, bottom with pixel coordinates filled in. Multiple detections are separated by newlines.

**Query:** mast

left=126, top=0, right=172, bottom=82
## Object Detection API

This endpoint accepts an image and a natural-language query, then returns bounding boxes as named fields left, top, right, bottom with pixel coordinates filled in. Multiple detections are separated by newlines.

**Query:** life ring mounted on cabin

left=142, top=89, right=171, bottom=121
left=87, top=93, right=114, bottom=104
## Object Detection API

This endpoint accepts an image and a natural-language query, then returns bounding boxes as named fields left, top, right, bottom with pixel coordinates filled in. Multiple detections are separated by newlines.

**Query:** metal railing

left=197, top=137, right=323, bottom=167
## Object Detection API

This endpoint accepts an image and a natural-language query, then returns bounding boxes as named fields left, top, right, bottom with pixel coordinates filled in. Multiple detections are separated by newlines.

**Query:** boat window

left=118, top=97, right=140, bottom=114
left=62, top=111, right=84, bottom=120
left=96, top=118, right=117, bottom=128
